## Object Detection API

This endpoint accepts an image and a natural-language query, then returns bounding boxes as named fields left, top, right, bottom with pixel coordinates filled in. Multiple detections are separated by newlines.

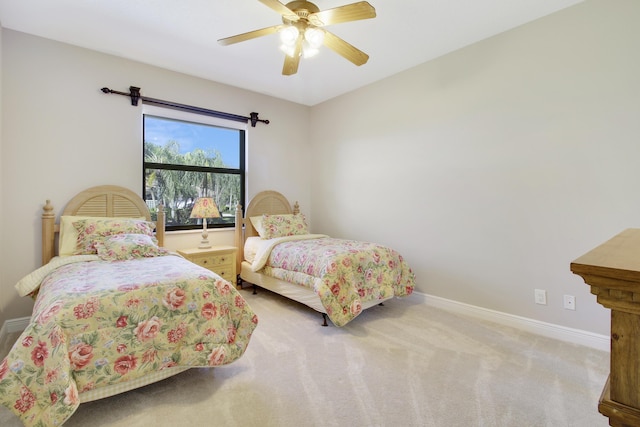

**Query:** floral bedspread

left=255, top=236, right=415, bottom=326
left=0, top=255, right=258, bottom=427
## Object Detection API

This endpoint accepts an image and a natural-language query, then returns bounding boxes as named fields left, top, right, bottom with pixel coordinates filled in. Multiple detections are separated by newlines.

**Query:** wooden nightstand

left=177, top=246, right=237, bottom=288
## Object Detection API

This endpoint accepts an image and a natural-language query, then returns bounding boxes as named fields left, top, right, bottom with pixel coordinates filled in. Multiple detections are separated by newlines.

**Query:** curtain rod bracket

left=250, top=112, right=269, bottom=127
left=129, top=86, right=141, bottom=106
left=100, top=85, right=270, bottom=126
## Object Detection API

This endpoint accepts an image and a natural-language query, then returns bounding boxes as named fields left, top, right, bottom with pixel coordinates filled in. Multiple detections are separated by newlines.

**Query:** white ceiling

left=0, top=0, right=583, bottom=106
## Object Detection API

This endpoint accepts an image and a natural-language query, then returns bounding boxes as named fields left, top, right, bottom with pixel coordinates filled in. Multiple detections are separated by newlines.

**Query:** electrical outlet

left=535, top=289, right=547, bottom=305
left=563, top=295, right=576, bottom=310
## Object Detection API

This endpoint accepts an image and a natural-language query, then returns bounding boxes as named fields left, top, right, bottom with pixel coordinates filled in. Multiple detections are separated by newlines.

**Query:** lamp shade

left=190, top=197, right=220, bottom=219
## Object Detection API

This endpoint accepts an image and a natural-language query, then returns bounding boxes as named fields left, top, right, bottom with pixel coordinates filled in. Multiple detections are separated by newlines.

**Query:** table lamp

left=189, top=197, right=220, bottom=249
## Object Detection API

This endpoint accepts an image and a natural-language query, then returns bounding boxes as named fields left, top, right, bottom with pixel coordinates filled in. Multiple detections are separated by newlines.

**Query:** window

left=143, top=105, right=245, bottom=231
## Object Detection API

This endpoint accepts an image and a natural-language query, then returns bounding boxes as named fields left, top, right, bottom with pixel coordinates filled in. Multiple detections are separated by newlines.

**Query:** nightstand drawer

left=177, top=246, right=237, bottom=287
left=190, top=253, right=233, bottom=269
left=214, top=266, right=235, bottom=282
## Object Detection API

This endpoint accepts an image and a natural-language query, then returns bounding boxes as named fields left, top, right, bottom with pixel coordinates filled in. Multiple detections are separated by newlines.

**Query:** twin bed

left=1, top=185, right=415, bottom=427
left=0, top=186, right=258, bottom=426
left=235, top=190, right=415, bottom=327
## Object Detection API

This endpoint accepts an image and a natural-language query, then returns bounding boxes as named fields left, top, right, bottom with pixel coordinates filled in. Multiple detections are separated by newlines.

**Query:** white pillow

left=249, top=216, right=264, bottom=236
left=243, top=236, right=262, bottom=263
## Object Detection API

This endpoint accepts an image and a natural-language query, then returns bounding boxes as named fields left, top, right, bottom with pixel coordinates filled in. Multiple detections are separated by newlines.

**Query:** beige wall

left=309, top=0, right=640, bottom=336
left=0, top=30, right=311, bottom=324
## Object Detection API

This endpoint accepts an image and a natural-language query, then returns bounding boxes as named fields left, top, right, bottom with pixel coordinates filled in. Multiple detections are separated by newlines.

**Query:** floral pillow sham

left=59, top=215, right=143, bottom=257
left=95, top=233, right=169, bottom=261
left=73, top=218, right=156, bottom=255
left=260, top=213, right=308, bottom=239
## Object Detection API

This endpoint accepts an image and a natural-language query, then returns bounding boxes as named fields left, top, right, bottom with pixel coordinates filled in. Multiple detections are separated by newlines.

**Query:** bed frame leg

left=252, top=284, right=258, bottom=295
left=321, top=313, right=328, bottom=327
left=379, top=302, right=384, bottom=306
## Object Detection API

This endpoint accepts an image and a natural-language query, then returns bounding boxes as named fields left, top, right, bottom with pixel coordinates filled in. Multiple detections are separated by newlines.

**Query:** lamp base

left=198, top=221, right=211, bottom=249
left=198, top=240, right=212, bottom=249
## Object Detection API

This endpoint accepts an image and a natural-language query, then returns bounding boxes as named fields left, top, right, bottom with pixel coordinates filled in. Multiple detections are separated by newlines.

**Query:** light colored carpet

left=1, top=289, right=610, bottom=426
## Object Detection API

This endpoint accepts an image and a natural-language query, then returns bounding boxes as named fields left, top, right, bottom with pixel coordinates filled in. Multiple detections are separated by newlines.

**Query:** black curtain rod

left=100, top=86, right=269, bottom=127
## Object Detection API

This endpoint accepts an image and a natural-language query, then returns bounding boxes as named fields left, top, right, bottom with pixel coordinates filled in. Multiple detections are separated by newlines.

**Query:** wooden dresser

left=571, top=229, right=640, bottom=427
left=177, top=245, right=237, bottom=288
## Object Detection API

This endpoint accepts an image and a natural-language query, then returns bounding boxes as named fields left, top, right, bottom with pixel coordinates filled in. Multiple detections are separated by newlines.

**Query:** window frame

left=142, top=103, right=246, bottom=232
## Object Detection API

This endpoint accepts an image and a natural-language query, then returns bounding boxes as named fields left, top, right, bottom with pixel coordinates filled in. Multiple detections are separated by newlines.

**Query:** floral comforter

left=251, top=235, right=415, bottom=326
left=0, top=255, right=258, bottom=427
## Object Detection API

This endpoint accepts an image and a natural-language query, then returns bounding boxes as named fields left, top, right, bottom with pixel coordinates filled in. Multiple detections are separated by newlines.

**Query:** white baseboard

left=414, top=292, right=610, bottom=352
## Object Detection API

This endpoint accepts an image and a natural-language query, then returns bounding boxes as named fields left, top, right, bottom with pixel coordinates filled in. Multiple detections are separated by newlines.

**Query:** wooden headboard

left=42, top=185, right=165, bottom=264
left=234, top=190, right=299, bottom=271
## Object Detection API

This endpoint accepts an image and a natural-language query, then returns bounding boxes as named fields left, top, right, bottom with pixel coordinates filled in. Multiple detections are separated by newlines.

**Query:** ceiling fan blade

left=218, top=25, right=284, bottom=46
left=282, top=37, right=303, bottom=75
left=323, top=31, right=369, bottom=66
left=308, top=1, right=376, bottom=27
left=259, top=0, right=300, bottom=22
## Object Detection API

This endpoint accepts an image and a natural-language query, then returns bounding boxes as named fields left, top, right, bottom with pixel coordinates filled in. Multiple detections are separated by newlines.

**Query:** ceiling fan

left=218, top=0, right=376, bottom=75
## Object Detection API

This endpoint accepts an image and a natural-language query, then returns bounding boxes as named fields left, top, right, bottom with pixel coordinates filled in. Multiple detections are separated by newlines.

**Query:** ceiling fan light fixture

left=302, top=44, right=319, bottom=58
left=280, top=43, right=297, bottom=57
left=304, top=27, right=324, bottom=49
left=279, top=25, right=299, bottom=46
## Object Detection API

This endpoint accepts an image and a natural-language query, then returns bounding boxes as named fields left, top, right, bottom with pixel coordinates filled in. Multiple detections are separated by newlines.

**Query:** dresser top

left=571, top=228, right=640, bottom=283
